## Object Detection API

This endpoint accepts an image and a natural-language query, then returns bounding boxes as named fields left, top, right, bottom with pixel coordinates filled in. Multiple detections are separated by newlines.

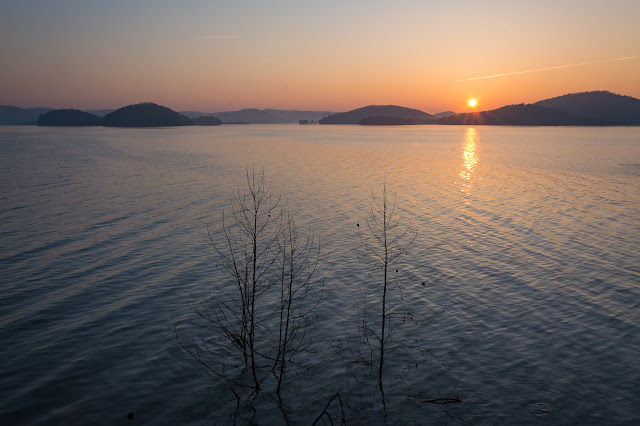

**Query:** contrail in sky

left=461, top=56, right=638, bottom=81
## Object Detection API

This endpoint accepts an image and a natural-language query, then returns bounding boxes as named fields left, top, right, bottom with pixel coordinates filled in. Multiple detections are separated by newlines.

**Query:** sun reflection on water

left=460, top=128, right=478, bottom=195
left=458, top=127, right=481, bottom=245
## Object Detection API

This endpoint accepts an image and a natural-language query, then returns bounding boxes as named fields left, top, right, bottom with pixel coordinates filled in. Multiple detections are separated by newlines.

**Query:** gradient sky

left=1, top=0, right=639, bottom=113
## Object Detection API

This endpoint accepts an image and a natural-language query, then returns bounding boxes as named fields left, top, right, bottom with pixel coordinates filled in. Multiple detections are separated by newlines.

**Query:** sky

left=1, top=0, right=639, bottom=113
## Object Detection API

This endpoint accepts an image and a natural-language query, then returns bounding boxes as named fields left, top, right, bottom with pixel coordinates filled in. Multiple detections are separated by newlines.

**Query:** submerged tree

left=357, top=182, right=417, bottom=400
left=174, top=173, right=466, bottom=423
left=351, top=182, right=468, bottom=420
left=175, top=168, right=322, bottom=408
left=274, top=212, right=322, bottom=395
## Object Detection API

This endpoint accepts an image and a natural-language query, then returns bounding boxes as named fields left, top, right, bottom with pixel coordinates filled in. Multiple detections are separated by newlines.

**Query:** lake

left=1, top=125, right=639, bottom=424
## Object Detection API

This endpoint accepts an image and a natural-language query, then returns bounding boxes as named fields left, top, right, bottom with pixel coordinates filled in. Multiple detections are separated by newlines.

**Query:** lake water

left=1, top=125, right=639, bottom=425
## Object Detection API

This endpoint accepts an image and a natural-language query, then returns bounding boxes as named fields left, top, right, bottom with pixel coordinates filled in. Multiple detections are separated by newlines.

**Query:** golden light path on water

left=458, top=127, right=480, bottom=246
left=460, top=127, right=479, bottom=198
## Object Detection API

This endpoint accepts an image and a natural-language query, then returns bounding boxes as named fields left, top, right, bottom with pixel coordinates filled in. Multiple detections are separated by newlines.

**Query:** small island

left=319, top=105, right=435, bottom=125
left=32, top=102, right=225, bottom=128
left=102, top=102, right=193, bottom=127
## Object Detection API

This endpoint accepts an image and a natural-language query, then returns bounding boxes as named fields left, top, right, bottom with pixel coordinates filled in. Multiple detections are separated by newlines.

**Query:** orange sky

left=1, top=0, right=638, bottom=113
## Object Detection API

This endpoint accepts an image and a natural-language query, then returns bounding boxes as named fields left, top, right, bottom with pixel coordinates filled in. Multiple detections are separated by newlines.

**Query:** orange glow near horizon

left=0, top=2, right=638, bottom=112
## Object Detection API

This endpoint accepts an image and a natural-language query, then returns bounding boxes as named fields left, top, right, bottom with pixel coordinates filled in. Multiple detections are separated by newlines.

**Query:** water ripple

left=1, top=125, right=639, bottom=424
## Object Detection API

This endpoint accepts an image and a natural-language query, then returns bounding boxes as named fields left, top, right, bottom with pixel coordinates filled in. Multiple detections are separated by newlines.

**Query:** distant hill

left=534, top=91, right=640, bottom=125
left=191, top=115, right=222, bottom=126
left=85, top=109, right=115, bottom=117
left=438, top=91, right=640, bottom=126
left=180, top=111, right=211, bottom=119
left=208, top=108, right=281, bottom=124
left=437, top=103, right=600, bottom=126
left=5, top=91, right=638, bottom=127
left=37, top=109, right=102, bottom=126
left=319, top=105, right=434, bottom=124
left=102, top=102, right=192, bottom=127
left=431, top=111, right=456, bottom=119
left=265, top=109, right=334, bottom=123
left=0, top=106, right=52, bottom=125
left=191, top=108, right=333, bottom=124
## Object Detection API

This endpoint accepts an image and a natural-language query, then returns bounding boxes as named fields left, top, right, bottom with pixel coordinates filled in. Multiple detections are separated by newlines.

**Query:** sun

left=468, top=98, right=478, bottom=108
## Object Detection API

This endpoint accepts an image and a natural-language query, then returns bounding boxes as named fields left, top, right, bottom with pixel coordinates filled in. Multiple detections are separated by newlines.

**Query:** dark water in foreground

left=1, top=125, right=639, bottom=424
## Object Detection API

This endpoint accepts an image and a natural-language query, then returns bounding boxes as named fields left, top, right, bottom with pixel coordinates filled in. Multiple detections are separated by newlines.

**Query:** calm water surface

left=1, top=125, right=639, bottom=424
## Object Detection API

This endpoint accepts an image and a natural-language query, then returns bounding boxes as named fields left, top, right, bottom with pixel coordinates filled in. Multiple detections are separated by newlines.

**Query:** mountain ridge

left=2, top=91, right=639, bottom=126
left=0, top=106, right=53, bottom=125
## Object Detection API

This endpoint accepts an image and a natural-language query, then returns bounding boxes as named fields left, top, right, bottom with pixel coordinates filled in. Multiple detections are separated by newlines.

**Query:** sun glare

left=468, top=98, right=478, bottom=107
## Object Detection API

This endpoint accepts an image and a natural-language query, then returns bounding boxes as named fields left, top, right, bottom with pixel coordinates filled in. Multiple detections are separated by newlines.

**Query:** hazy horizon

left=6, top=90, right=640, bottom=116
left=1, top=0, right=639, bottom=113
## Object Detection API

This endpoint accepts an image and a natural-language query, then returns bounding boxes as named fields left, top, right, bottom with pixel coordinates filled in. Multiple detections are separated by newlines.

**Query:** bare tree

left=348, top=182, right=468, bottom=422
left=273, top=212, right=322, bottom=395
left=175, top=168, right=322, bottom=408
left=357, top=182, right=417, bottom=400
left=175, top=172, right=466, bottom=423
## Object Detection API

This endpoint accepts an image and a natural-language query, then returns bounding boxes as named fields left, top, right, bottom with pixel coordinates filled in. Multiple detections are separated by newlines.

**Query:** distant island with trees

left=1, top=91, right=638, bottom=127
left=1, top=103, right=220, bottom=127
left=319, top=105, right=436, bottom=125
left=101, top=103, right=194, bottom=127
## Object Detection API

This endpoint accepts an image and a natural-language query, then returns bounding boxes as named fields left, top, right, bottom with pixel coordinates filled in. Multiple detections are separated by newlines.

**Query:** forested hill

left=438, top=91, right=640, bottom=126
left=37, top=109, right=102, bottom=126
left=437, top=103, right=601, bottom=126
left=534, top=91, right=640, bottom=125
left=102, top=103, right=193, bottom=127
left=319, top=105, right=434, bottom=124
